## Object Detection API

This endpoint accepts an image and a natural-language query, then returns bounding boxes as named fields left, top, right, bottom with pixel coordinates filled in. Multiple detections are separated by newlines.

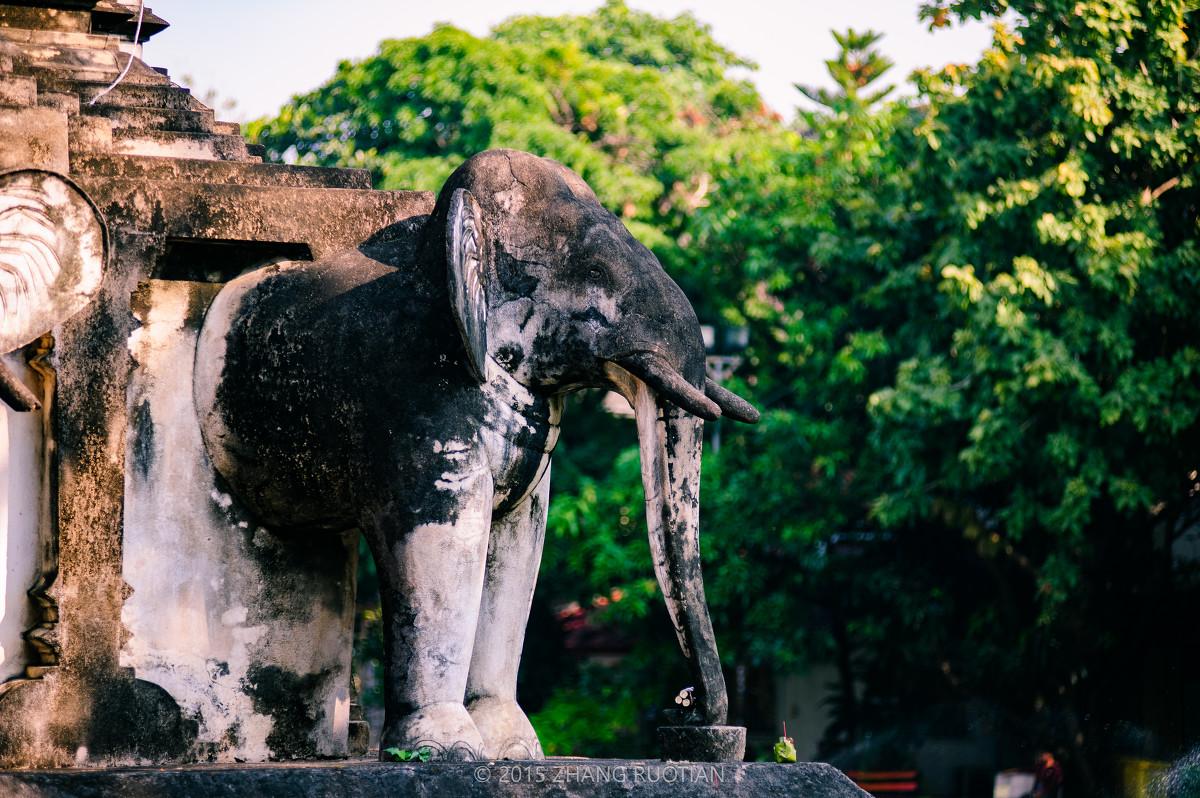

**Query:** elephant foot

left=381, top=702, right=484, bottom=761
left=467, top=696, right=544, bottom=760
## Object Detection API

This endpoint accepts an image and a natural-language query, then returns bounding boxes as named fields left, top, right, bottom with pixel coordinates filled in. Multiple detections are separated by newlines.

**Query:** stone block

left=0, top=5, right=91, bottom=33
left=109, top=128, right=247, bottom=161
left=61, top=79, right=202, bottom=109
left=70, top=153, right=375, bottom=190
left=35, top=88, right=74, bottom=113
left=87, top=105, right=216, bottom=134
left=0, top=72, right=34, bottom=104
left=65, top=110, right=109, bottom=150
left=0, top=27, right=120, bottom=50
left=0, top=105, right=68, bottom=170
left=657, top=725, right=747, bottom=762
left=74, top=177, right=433, bottom=260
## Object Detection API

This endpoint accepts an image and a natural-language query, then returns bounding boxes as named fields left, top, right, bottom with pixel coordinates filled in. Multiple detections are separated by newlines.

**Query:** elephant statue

left=193, top=149, right=759, bottom=761
left=0, top=169, right=107, bottom=412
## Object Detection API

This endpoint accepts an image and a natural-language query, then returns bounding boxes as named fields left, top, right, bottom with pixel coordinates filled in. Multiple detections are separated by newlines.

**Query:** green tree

left=247, top=0, right=767, bottom=247
left=744, top=0, right=1199, bottom=785
left=860, top=1, right=1200, bottom=786
left=796, top=29, right=896, bottom=115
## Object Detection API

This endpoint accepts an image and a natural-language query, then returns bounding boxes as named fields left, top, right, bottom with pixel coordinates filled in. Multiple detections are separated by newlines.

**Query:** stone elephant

left=193, top=150, right=759, bottom=761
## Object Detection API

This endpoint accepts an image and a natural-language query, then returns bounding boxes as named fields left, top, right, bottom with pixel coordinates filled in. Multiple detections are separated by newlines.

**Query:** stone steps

left=40, top=77, right=202, bottom=110
left=18, top=43, right=121, bottom=72
left=0, top=72, right=34, bottom=105
left=0, top=5, right=92, bottom=34
left=88, top=104, right=216, bottom=135
left=0, top=27, right=123, bottom=51
left=37, top=89, right=78, bottom=114
left=72, top=153, right=376, bottom=191
left=2, top=21, right=258, bottom=165
left=110, top=128, right=250, bottom=161
left=31, top=71, right=257, bottom=163
left=69, top=113, right=113, bottom=152
left=17, top=53, right=171, bottom=86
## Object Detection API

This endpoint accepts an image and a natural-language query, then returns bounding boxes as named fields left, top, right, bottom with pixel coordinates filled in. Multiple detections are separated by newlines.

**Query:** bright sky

left=143, top=0, right=995, bottom=122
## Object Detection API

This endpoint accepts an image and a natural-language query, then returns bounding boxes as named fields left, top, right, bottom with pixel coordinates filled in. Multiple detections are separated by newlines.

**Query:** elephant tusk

left=603, top=361, right=729, bottom=724
left=704, top=379, right=760, bottom=424
left=612, top=352, right=720, bottom=422
left=629, top=378, right=729, bottom=725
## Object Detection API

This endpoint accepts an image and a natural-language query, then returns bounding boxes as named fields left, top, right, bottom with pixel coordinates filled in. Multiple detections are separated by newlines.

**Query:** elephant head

left=432, top=150, right=759, bottom=725
left=0, top=170, right=107, bottom=412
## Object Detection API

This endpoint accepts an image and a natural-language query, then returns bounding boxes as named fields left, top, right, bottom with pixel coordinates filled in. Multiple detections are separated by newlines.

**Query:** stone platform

left=0, top=759, right=869, bottom=797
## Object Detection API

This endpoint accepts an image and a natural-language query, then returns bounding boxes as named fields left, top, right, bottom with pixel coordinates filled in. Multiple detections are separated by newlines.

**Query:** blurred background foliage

left=251, top=1, right=1199, bottom=792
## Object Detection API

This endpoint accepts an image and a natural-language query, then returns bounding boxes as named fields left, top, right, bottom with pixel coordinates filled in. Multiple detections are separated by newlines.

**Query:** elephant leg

left=365, top=468, right=494, bottom=761
left=466, top=466, right=550, bottom=759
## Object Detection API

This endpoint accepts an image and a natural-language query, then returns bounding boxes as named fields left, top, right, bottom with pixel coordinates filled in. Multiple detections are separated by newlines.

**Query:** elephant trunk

left=606, top=363, right=729, bottom=725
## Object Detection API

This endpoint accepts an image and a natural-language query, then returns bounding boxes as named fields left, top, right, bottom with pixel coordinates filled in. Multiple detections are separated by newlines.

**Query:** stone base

left=657, top=725, right=747, bottom=762
left=0, top=759, right=870, bottom=797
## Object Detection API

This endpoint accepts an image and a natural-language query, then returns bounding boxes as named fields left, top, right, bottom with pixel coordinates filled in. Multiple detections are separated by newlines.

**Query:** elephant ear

left=0, top=170, right=107, bottom=411
left=446, top=187, right=488, bottom=383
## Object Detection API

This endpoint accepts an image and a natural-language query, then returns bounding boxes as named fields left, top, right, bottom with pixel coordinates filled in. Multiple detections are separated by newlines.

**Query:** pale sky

left=143, top=1, right=995, bottom=122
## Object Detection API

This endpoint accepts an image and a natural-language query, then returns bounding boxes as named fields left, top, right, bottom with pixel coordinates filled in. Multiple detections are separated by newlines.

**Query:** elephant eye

left=588, top=266, right=604, bottom=280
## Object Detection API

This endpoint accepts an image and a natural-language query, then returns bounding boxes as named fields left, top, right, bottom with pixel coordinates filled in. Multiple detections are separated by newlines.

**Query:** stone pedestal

left=0, top=759, right=871, bottom=797
left=657, top=725, right=747, bottom=762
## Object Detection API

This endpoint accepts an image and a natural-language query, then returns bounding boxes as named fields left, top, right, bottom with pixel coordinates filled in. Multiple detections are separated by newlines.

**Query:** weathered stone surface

left=0, top=71, right=35, bottom=102
left=71, top=153, right=374, bottom=190
left=0, top=760, right=871, bottom=797
left=0, top=106, right=68, bottom=170
left=76, top=178, right=431, bottom=258
left=35, top=89, right=77, bottom=113
left=87, top=105, right=217, bottom=135
left=657, top=726, right=747, bottom=763
left=122, top=279, right=359, bottom=762
left=47, top=79, right=201, bottom=110
left=111, top=127, right=249, bottom=160
left=0, top=5, right=91, bottom=33
left=0, top=4, right=429, bottom=758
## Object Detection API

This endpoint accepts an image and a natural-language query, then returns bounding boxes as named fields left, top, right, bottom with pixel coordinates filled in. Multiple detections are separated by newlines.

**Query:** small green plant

left=383, top=747, right=432, bottom=763
left=773, top=722, right=797, bottom=764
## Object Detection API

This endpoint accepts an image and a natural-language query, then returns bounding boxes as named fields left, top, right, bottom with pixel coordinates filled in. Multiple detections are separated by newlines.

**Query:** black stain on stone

left=85, top=676, right=199, bottom=762
left=222, top=721, right=242, bottom=752
left=494, top=344, right=523, bottom=371
left=131, top=397, right=155, bottom=481
left=242, top=664, right=331, bottom=760
left=570, top=306, right=611, bottom=329
left=494, top=248, right=540, bottom=296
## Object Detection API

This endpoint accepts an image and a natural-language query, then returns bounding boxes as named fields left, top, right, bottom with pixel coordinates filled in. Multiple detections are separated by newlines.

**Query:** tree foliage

left=254, top=0, right=1200, bottom=787
left=247, top=0, right=769, bottom=247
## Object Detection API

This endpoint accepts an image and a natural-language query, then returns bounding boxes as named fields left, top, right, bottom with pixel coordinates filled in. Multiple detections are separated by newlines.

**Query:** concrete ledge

left=0, top=759, right=870, bottom=797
